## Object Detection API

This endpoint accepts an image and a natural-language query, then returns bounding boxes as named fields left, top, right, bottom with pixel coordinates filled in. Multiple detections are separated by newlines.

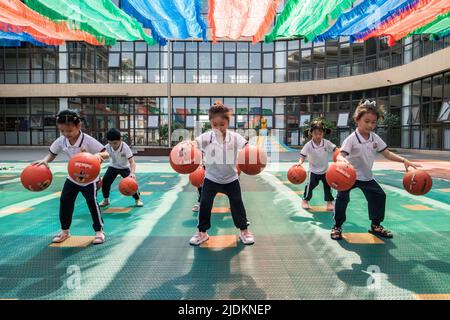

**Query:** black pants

left=60, top=179, right=103, bottom=232
left=198, top=178, right=249, bottom=232
left=197, top=187, right=202, bottom=202
left=102, top=166, right=140, bottom=200
left=303, top=172, right=334, bottom=202
left=334, top=179, right=386, bottom=227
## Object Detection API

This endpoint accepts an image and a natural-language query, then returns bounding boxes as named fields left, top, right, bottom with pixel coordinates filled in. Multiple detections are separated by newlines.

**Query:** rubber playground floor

left=0, top=155, right=450, bottom=300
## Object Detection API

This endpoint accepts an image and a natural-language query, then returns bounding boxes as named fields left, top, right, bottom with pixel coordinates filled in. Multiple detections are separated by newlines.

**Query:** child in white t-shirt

left=332, top=100, right=421, bottom=240
left=298, top=119, right=336, bottom=211
left=99, top=128, right=143, bottom=208
left=33, top=109, right=109, bottom=245
left=189, top=100, right=253, bottom=246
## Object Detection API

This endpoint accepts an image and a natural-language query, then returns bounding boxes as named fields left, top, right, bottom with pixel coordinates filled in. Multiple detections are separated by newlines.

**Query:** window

left=225, top=53, right=235, bottom=68
left=135, top=53, right=146, bottom=68
left=437, top=102, right=450, bottom=122
left=337, top=113, right=349, bottom=127
left=108, top=53, right=120, bottom=68
left=263, top=53, right=273, bottom=68
left=173, top=53, right=184, bottom=68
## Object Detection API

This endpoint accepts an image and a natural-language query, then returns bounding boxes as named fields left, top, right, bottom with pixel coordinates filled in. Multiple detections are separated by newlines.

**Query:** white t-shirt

left=300, top=139, right=337, bottom=174
left=195, top=130, right=247, bottom=184
left=49, top=131, right=105, bottom=186
left=341, top=129, right=388, bottom=181
left=105, top=142, right=134, bottom=169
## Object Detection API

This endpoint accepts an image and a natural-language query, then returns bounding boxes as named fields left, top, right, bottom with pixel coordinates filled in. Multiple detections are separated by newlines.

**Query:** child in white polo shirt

left=298, top=119, right=337, bottom=211
left=332, top=100, right=421, bottom=240
left=99, top=128, right=143, bottom=208
left=32, top=109, right=109, bottom=245
left=189, top=100, right=253, bottom=246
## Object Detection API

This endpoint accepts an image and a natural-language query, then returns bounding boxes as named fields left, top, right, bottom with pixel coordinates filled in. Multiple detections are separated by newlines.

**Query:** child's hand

left=94, top=153, right=103, bottom=163
left=32, top=160, right=49, bottom=168
left=129, top=173, right=136, bottom=180
left=404, top=159, right=422, bottom=171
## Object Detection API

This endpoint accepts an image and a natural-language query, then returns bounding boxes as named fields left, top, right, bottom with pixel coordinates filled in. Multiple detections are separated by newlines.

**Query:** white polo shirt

left=195, top=130, right=247, bottom=184
left=105, top=142, right=134, bottom=169
left=341, top=129, right=388, bottom=181
left=49, top=131, right=105, bottom=186
left=300, top=139, right=336, bottom=175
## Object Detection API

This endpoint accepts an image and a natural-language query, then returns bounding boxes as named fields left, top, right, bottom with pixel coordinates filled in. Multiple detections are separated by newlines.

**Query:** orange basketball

left=333, top=148, right=341, bottom=162
left=326, top=162, right=356, bottom=191
left=119, top=177, right=139, bottom=196
left=68, top=152, right=101, bottom=184
left=287, top=165, right=307, bottom=184
left=169, top=141, right=202, bottom=174
left=237, top=145, right=267, bottom=175
left=20, top=164, right=52, bottom=191
left=403, top=170, right=432, bottom=195
left=189, top=166, right=205, bottom=187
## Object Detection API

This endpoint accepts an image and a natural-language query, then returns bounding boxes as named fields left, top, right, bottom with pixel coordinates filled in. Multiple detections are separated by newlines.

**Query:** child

left=298, top=119, right=336, bottom=211
left=33, top=109, right=109, bottom=244
left=99, top=128, right=143, bottom=208
left=189, top=100, right=253, bottom=245
left=332, top=100, right=421, bottom=240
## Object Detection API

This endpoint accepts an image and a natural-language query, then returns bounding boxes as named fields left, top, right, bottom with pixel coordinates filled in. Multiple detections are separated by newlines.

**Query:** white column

left=59, top=43, right=68, bottom=84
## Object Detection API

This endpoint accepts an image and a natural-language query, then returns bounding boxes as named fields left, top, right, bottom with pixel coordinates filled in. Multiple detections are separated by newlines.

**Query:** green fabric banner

left=265, top=0, right=356, bottom=42
left=24, top=0, right=156, bottom=45
left=410, top=10, right=450, bottom=38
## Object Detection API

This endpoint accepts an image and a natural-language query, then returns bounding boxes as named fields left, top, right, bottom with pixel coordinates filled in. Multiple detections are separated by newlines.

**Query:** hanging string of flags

left=0, top=0, right=449, bottom=47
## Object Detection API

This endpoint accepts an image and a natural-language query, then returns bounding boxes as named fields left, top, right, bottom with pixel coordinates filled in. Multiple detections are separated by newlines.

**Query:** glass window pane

left=186, top=52, right=198, bottom=68
left=199, top=52, right=210, bottom=68
left=263, top=53, right=273, bottom=68
left=135, top=53, right=146, bottom=67
left=225, top=53, right=235, bottom=68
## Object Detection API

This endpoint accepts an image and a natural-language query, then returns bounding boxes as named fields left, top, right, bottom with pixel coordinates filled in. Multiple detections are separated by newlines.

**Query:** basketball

left=169, top=141, right=202, bottom=174
left=403, top=170, right=432, bottom=195
left=119, top=177, right=139, bottom=196
left=287, top=165, right=307, bottom=184
left=333, top=148, right=340, bottom=162
left=67, top=152, right=101, bottom=184
left=20, top=164, right=53, bottom=191
left=237, top=145, right=267, bottom=175
left=189, top=166, right=205, bottom=187
left=326, top=162, right=356, bottom=191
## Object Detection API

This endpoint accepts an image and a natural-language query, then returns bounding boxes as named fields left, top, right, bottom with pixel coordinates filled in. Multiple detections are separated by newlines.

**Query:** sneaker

left=92, top=231, right=105, bottom=245
left=330, top=226, right=343, bottom=240
left=98, top=199, right=110, bottom=207
left=135, top=199, right=144, bottom=207
left=326, top=201, right=334, bottom=211
left=189, top=231, right=209, bottom=246
left=369, top=225, right=393, bottom=238
left=192, top=203, right=200, bottom=212
left=302, top=200, right=310, bottom=210
left=239, top=230, right=255, bottom=245
left=52, top=230, right=70, bottom=243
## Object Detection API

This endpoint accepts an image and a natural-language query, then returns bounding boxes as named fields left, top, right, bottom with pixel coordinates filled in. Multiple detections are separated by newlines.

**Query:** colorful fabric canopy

left=209, top=0, right=281, bottom=43
left=24, top=0, right=156, bottom=45
left=121, top=0, right=206, bottom=45
left=410, top=10, right=450, bottom=38
left=361, top=0, right=450, bottom=45
left=265, top=0, right=356, bottom=43
left=316, top=0, right=419, bottom=42
left=0, top=30, right=46, bottom=46
left=0, top=0, right=102, bottom=46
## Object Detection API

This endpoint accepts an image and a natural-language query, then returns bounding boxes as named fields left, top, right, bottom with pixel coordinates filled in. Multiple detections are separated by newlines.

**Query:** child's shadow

left=143, top=244, right=266, bottom=300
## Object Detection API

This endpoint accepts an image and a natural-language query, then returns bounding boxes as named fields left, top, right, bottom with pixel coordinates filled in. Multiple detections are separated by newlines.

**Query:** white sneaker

left=192, top=203, right=200, bottom=212
left=99, top=199, right=110, bottom=207
left=135, top=199, right=144, bottom=207
left=92, top=231, right=105, bottom=245
left=239, top=230, right=255, bottom=245
left=52, top=230, right=70, bottom=243
left=189, top=231, right=209, bottom=246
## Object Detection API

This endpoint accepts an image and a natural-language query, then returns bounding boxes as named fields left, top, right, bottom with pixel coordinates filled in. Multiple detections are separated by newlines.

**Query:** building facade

left=1, top=4, right=450, bottom=150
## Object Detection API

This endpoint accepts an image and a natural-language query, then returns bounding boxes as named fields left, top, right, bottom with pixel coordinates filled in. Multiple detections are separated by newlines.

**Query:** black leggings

left=303, top=172, right=334, bottom=202
left=60, top=179, right=103, bottom=232
left=334, top=179, right=386, bottom=227
left=197, top=178, right=249, bottom=232
left=102, top=166, right=140, bottom=200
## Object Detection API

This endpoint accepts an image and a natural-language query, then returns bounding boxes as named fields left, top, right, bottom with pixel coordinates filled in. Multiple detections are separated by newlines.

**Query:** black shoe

left=369, top=225, right=393, bottom=238
left=331, top=226, right=343, bottom=240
